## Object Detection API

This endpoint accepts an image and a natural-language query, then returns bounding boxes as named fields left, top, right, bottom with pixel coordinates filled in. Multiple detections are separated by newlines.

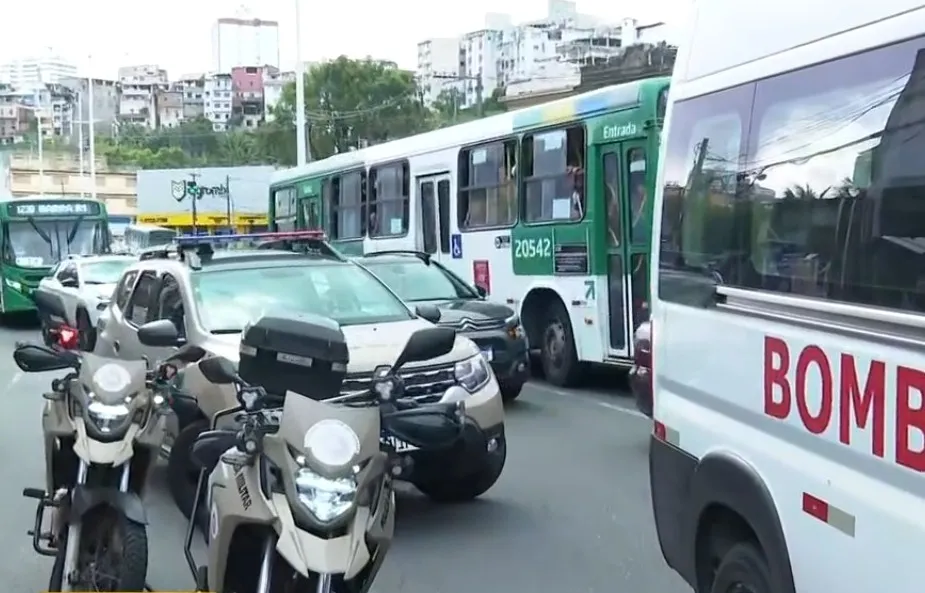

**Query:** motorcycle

left=16, top=292, right=206, bottom=592
left=179, top=321, right=469, bottom=593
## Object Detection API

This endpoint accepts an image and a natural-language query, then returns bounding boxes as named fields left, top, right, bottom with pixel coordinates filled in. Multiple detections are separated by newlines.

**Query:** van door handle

left=113, top=340, right=120, bottom=353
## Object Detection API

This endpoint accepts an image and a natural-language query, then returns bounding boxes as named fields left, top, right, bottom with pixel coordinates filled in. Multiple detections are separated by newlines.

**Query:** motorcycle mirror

left=13, top=344, right=75, bottom=373
left=168, top=344, right=207, bottom=365
left=383, top=406, right=462, bottom=450
left=392, top=327, right=456, bottom=371
left=190, top=429, right=240, bottom=470
left=199, top=357, right=238, bottom=385
left=33, top=289, right=75, bottom=329
left=137, top=319, right=183, bottom=347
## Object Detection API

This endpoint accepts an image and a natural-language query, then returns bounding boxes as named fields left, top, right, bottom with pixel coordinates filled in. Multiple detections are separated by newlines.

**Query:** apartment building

left=175, top=76, right=206, bottom=120
left=0, top=85, right=75, bottom=138
left=417, top=0, right=672, bottom=108
left=0, top=104, right=30, bottom=144
left=60, top=77, right=120, bottom=137
left=263, top=70, right=294, bottom=122
left=204, top=73, right=233, bottom=131
left=156, top=89, right=184, bottom=128
left=118, top=65, right=169, bottom=128
left=0, top=54, right=78, bottom=91
left=232, top=66, right=273, bottom=128
left=417, top=38, right=463, bottom=105
left=212, top=16, right=280, bottom=72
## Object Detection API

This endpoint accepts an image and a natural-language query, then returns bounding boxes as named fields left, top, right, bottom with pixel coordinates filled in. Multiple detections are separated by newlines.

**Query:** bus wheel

left=540, top=301, right=579, bottom=387
left=710, top=542, right=772, bottom=593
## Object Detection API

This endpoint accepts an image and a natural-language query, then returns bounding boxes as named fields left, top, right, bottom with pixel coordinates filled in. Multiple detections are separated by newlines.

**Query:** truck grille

left=341, top=362, right=457, bottom=403
left=438, top=317, right=505, bottom=331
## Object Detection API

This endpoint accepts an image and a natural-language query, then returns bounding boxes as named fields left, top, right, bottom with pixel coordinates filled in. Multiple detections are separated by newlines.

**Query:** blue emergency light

left=175, top=230, right=327, bottom=248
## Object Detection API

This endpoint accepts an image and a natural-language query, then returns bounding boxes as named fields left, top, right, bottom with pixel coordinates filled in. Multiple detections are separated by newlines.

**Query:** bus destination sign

left=8, top=201, right=100, bottom=217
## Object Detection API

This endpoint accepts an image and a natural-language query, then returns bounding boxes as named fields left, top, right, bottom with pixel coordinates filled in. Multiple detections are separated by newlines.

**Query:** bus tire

left=709, top=542, right=772, bottom=593
left=77, top=308, right=96, bottom=352
left=540, top=300, right=580, bottom=387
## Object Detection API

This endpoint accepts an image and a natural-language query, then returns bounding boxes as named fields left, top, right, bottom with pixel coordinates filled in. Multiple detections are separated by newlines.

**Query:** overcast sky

left=3, top=0, right=686, bottom=79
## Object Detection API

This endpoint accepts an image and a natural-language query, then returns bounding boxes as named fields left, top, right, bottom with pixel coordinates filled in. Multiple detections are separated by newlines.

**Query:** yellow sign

left=137, top=212, right=268, bottom=227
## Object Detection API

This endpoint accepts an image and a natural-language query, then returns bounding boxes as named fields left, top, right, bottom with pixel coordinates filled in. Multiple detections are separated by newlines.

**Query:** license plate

left=480, top=348, right=493, bottom=361
left=381, top=435, right=419, bottom=453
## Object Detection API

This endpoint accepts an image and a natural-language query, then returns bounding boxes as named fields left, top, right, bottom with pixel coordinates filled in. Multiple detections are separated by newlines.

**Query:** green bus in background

left=0, top=196, right=111, bottom=313
left=268, top=76, right=668, bottom=386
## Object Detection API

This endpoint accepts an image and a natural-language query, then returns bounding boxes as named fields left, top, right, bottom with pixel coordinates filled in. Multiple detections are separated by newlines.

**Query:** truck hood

left=204, top=318, right=478, bottom=374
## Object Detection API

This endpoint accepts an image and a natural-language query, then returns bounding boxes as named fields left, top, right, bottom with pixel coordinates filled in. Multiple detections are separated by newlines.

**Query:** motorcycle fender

left=272, top=492, right=373, bottom=579
left=71, top=486, right=148, bottom=525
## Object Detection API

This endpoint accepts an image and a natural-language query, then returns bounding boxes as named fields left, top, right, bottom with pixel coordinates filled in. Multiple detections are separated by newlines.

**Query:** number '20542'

left=514, top=238, right=551, bottom=259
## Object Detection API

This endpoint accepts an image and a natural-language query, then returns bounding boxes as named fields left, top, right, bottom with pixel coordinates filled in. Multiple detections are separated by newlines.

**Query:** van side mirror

left=137, top=319, right=182, bottom=347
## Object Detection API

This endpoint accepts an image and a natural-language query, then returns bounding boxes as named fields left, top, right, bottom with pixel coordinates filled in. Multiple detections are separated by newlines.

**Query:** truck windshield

left=5, top=219, right=105, bottom=267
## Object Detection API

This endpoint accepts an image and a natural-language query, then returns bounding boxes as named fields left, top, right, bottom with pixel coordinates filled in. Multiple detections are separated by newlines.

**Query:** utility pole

left=225, top=174, right=232, bottom=233
left=77, top=93, right=85, bottom=198
left=188, top=172, right=200, bottom=235
left=294, top=0, right=308, bottom=165
left=432, top=73, right=484, bottom=119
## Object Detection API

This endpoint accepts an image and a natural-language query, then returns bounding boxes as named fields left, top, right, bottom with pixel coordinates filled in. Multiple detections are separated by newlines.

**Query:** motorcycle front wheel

left=71, top=506, right=148, bottom=591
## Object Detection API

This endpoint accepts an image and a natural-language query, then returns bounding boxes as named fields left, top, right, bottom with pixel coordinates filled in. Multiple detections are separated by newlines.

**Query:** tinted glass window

left=659, top=37, right=925, bottom=315
left=363, top=260, right=478, bottom=302
left=80, top=259, right=133, bottom=285
left=125, top=271, right=157, bottom=325
left=191, top=264, right=413, bottom=332
left=114, top=270, right=138, bottom=310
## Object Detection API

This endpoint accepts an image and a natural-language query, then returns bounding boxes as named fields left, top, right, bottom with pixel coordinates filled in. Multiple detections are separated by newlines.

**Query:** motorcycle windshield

left=278, top=392, right=380, bottom=467
left=77, top=353, right=148, bottom=405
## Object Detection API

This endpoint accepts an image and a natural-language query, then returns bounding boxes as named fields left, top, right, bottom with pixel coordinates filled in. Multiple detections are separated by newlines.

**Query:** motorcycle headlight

left=85, top=399, right=132, bottom=436
left=454, top=354, right=491, bottom=393
left=294, top=467, right=358, bottom=522
left=303, top=419, right=360, bottom=468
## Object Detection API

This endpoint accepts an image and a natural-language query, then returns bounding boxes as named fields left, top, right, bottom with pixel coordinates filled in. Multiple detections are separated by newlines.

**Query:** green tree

left=274, top=56, right=431, bottom=158
left=430, top=86, right=507, bottom=128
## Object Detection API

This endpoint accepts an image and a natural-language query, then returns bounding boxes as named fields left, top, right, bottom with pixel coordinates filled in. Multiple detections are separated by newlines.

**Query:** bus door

left=598, top=143, right=634, bottom=358
left=415, top=174, right=452, bottom=261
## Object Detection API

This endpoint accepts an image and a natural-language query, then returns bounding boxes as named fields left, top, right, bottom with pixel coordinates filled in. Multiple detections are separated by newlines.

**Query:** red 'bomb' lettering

left=763, top=336, right=925, bottom=472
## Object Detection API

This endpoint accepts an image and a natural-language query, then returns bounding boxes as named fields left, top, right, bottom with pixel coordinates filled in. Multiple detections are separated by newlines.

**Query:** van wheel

left=168, top=419, right=210, bottom=530
left=539, top=301, right=579, bottom=387
left=77, top=308, right=96, bottom=352
left=710, top=542, right=772, bottom=593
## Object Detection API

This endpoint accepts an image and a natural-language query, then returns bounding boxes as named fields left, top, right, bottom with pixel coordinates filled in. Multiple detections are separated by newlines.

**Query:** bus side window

left=457, top=139, right=518, bottom=230
left=331, top=171, right=364, bottom=240
left=522, top=125, right=586, bottom=222
left=627, top=147, right=648, bottom=244
left=369, top=162, right=409, bottom=238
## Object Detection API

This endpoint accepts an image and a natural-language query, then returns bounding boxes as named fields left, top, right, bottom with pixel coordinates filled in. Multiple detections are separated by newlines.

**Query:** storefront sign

left=171, top=180, right=229, bottom=202
left=7, top=201, right=101, bottom=217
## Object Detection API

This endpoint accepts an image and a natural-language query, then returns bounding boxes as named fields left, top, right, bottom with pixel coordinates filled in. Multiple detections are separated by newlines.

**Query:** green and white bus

left=0, top=196, right=111, bottom=313
left=268, top=77, right=668, bottom=385
left=123, top=223, right=176, bottom=254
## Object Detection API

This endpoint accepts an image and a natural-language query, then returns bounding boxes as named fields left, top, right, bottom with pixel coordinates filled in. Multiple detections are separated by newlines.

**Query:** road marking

left=528, top=381, right=648, bottom=419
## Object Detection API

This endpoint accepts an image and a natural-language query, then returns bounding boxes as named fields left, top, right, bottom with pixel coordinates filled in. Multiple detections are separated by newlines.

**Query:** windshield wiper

left=83, top=280, right=107, bottom=285
left=210, top=329, right=243, bottom=334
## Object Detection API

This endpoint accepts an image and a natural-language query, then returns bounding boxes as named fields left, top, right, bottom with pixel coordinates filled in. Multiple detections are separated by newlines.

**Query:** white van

left=650, top=2, right=925, bottom=593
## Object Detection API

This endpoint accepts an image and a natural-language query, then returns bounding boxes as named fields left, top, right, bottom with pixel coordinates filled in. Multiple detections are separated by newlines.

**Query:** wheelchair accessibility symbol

left=451, top=234, right=462, bottom=259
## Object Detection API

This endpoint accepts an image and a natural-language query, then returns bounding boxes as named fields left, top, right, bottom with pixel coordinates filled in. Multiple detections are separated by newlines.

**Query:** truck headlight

left=294, top=468, right=358, bottom=522
left=454, top=354, right=491, bottom=392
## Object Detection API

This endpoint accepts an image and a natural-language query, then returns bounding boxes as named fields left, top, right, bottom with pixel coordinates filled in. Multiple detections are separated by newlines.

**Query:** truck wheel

left=415, top=441, right=506, bottom=503
left=539, top=301, right=580, bottom=387
left=710, top=542, right=772, bottom=593
left=168, top=419, right=210, bottom=530
left=77, top=308, right=96, bottom=352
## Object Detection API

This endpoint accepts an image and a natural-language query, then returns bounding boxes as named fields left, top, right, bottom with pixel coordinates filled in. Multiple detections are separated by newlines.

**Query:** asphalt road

left=0, top=320, right=689, bottom=593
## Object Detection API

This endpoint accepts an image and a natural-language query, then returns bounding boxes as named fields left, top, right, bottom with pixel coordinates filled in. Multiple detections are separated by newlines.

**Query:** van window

left=659, top=37, right=925, bottom=315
